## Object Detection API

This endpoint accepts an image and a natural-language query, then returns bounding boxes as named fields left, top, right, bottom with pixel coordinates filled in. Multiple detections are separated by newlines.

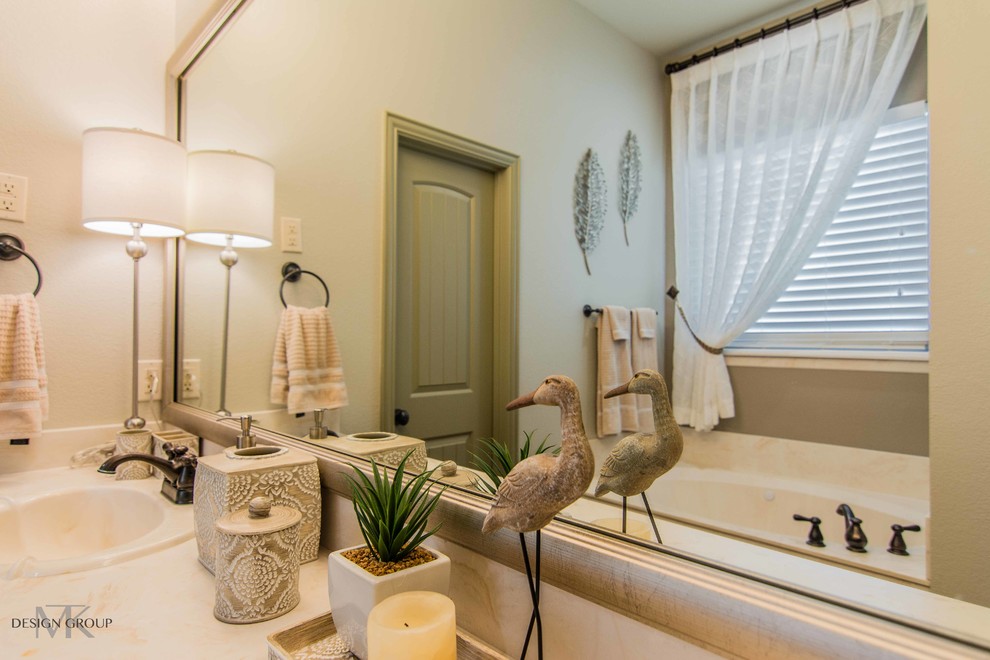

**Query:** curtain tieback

left=667, top=286, right=724, bottom=356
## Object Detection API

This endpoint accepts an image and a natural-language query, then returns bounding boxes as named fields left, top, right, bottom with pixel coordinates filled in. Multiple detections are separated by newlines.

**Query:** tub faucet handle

left=887, top=523, right=922, bottom=556
left=793, top=514, right=825, bottom=547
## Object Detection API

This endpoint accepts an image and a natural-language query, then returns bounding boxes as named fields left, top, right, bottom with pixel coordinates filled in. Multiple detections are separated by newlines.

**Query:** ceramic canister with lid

left=193, top=445, right=321, bottom=574
left=213, top=496, right=302, bottom=624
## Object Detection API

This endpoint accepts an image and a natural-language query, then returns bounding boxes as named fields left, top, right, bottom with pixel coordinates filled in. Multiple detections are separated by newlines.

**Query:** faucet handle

left=887, top=523, right=922, bottom=556
left=239, top=415, right=254, bottom=434
left=162, top=442, right=197, bottom=468
left=793, top=514, right=825, bottom=547
left=162, top=442, right=187, bottom=459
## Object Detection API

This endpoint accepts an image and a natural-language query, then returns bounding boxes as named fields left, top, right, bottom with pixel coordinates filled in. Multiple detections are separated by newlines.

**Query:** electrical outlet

left=281, top=216, right=302, bottom=252
left=0, top=173, right=28, bottom=222
left=182, top=359, right=201, bottom=399
left=138, top=359, right=163, bottom=402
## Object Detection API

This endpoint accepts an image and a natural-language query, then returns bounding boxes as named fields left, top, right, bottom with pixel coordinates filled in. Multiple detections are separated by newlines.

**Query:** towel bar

left=0, top=233, right=42, bottom=296
left=583, top=304, right=657, bottom=318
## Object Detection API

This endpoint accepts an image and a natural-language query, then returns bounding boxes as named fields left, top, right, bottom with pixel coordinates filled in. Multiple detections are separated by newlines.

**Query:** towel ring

left=0, top=233, right=42, bottom=296
left=279, top=262, right=330, bottom=308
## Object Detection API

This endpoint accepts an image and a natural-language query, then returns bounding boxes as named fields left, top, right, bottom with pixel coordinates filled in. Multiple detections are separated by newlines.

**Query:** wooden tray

left=267, top=611, right=509, bottom=660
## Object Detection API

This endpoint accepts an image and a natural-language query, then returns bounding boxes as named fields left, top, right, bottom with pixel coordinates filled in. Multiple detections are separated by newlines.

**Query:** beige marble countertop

left=0, top=539, right=331, bottom=659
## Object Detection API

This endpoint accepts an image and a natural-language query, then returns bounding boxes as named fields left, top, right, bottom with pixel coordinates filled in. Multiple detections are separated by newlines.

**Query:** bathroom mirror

left=167, top=0, right=990, bottom=631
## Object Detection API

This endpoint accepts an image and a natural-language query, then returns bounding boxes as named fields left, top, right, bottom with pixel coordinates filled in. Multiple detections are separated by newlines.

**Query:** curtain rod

left=664, top=0, right=868, bottom=75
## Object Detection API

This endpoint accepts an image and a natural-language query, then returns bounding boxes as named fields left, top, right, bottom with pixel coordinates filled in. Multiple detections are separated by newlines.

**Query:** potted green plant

left=327, top=451, right=450, bottom=660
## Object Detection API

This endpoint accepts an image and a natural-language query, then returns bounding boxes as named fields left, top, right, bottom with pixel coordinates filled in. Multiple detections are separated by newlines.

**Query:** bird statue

left=594, top=369, right=682, bottom=544
left=483, top=375, right=594, bottom=660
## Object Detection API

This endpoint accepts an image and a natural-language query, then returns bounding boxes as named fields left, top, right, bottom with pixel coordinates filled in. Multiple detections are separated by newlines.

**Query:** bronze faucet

left=836, top=503, right=868, bottom=553
left=98, top=442, right=197, bottom=505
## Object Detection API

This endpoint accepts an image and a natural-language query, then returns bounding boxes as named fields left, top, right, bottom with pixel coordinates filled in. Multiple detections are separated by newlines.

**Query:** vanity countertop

left=1, top=539, right=331, bottom=659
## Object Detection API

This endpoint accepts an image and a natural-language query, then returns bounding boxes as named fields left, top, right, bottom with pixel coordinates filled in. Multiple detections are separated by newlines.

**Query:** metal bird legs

left=622, top=494, right=663, bottom=544
left=519, top=531, right=543, bottom=660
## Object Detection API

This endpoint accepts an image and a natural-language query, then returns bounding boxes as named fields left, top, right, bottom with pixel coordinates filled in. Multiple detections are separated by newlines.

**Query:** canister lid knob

left=249, top=496, right=272, bottom=518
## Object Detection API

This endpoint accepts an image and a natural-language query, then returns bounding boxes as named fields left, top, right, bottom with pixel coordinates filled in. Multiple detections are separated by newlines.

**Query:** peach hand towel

left=596, top=305, right=637, bottom=437
left=0, top=293, right=48, bottom=441
left=271, top=305, right=348, bottom=414
left=631, top=307, right=659, bottom=430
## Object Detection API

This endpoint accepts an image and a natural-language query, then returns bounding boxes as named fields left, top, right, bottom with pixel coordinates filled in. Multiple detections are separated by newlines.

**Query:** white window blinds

left=732, top=101, right=929, bottom=353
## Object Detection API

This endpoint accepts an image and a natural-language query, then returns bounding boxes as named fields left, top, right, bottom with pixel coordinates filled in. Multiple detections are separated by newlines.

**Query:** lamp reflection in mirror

left=185, top=150, right=274, bottom=416
left=81, top=127, right=187, bottom=429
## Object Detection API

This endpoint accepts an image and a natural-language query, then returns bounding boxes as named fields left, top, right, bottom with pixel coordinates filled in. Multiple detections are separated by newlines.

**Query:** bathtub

left=0, top=466, right=194, bottom=579
left=571, top=430, right=931, bottom=585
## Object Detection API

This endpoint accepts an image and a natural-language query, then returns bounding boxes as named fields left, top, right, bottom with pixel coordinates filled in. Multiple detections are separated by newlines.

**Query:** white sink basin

left=0, top=466, right=194, bottom=578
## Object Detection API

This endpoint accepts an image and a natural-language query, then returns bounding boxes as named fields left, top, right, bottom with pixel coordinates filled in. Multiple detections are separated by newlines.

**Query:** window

left=731, top=101, right=929, bottom=356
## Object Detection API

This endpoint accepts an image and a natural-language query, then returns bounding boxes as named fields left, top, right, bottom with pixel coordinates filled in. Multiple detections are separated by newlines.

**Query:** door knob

left=394, top=408, right=410, bottom=426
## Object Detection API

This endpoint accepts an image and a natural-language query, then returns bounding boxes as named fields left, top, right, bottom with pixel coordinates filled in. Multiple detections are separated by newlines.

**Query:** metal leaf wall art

left=574, top=148, right=607, bottom=276
left=618, top=130, right=642, bottom=246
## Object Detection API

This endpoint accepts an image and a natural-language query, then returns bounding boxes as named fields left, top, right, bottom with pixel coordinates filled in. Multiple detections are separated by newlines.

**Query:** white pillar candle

left=366, top=591, right=456, bottom=660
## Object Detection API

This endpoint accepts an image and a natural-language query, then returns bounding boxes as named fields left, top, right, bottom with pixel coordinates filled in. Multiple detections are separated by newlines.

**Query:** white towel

left=271, top=305, right=348, bottom=414
left=631, top=308, right=659, bottom=430
left=596, top=305, right=637, bottom=437
left=0, top=294, right=48, bottom=441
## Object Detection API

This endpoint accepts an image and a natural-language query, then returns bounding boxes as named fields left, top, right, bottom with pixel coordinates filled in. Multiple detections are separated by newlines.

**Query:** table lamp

left=184, top=150, right=274, bottom=416
left=81, top=127, right=187, bottom=429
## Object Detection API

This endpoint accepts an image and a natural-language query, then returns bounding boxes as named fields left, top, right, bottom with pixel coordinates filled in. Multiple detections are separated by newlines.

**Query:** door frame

left=382, top=113, right=520, bottom=452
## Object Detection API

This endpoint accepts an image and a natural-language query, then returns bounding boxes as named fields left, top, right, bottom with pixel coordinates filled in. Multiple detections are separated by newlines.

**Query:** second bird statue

left=594, top=369, right=683, bottom=543
left=483, top=375, right=594, bottom=660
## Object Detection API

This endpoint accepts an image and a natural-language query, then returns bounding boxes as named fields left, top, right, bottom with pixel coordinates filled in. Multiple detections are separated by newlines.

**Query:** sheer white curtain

left=670, top=0, right=927, bottom=431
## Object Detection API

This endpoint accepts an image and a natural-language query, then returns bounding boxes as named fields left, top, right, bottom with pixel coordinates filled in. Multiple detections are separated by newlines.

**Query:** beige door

left=395, top=146, right=495, bottom=464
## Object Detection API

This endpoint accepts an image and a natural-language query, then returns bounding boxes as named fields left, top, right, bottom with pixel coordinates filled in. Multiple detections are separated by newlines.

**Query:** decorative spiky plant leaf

left=469, top=430, right=560, bottom=495
left=344, top=450, right=445, bottom=563
left=618, top=130, right=642, bottom=246
left=574, top=148, right=607, bottom=275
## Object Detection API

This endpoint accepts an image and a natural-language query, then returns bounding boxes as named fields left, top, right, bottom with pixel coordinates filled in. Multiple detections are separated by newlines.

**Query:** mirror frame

left=160, top=2, right=988, bottom=655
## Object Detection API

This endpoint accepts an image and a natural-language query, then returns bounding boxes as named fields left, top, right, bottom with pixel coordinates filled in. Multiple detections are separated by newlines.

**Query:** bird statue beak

left=603, top=382, right=630, bottom=399
left=506, top=390, right=536, bottom=410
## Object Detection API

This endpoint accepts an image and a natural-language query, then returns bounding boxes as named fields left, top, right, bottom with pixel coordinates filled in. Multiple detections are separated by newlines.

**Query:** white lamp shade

left=185, top=150, right=274, bottom=248
left=81, top=128, right=187, bottom=237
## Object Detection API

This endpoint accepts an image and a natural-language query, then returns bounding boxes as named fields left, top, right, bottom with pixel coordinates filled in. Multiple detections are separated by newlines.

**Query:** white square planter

left=327, top=545, right=451, bottom=660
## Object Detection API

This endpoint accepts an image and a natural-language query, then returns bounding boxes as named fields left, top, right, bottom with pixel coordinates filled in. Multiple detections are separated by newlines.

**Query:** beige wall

left=928, top=1, right=990, bottom=608
left=0, top=1, right=175, bottom=432
left=718, top=368, right=928, bottom=456
left=181, top=0, right=668, bottom=442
